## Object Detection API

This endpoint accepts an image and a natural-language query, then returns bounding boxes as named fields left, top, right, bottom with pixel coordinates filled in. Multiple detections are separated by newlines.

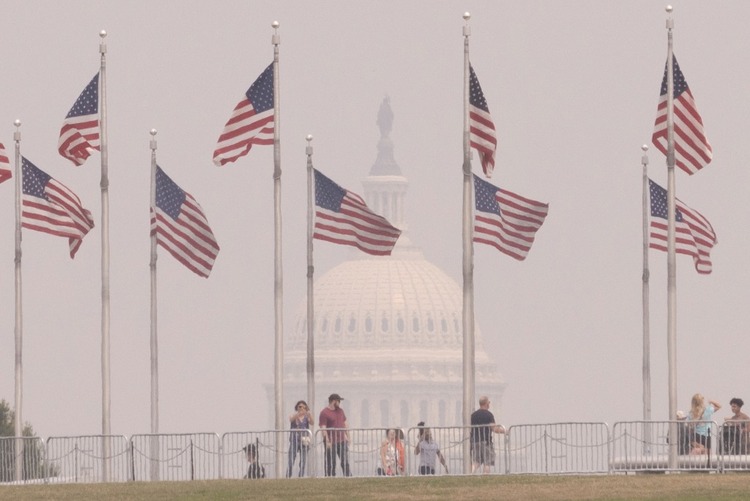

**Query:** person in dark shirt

left=470, top=396, right=505, bottom=474
left=243, top=443, right=265, bottom=479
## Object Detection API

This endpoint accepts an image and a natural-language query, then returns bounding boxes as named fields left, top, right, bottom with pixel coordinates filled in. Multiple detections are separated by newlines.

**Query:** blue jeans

left=287, top=441, right=308, bottom=477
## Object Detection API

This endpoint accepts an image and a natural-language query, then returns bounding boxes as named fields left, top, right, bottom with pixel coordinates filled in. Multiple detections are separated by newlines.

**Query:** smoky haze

left=0, top=0, right=747, bottom=437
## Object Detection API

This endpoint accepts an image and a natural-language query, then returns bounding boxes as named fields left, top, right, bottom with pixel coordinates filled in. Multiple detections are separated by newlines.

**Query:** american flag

left=21, top=157, right=94, bottom=258
left=213, top=63, right=274, bottom=166
left=58, top=73, right=100, bottom=166
left=469, top=65, right=498, bottom=178
left=473, top=174, right=548, bottom=261
left=0, top=142, right=11, bottom=184
left=648, top=179, right=717, bottom=274
left=151, top=166, right=219, bottom=278
left=652, top=55, right=712, bottom=175
left=313, top=169, right=401, bottom=256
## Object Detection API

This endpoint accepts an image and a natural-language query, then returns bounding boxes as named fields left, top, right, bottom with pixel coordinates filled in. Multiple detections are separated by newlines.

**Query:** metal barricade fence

left=717, top=421, right=750, bottom=472
left=406, top=425, right=487, bottom=476
left=13, top=421, right=750, bottom=484
left=610, top=421, right=719, bottom=472
left=45, top=435, right=130, bottom=483
left=506, top=422, right=610, bottom=475
left=130, top=433, right=220, bottom=481
left=313, top=427, right=405, bottom=478
left=222, top=430, right=311, bottom=479
left=0, top=436, right=46, bottom=484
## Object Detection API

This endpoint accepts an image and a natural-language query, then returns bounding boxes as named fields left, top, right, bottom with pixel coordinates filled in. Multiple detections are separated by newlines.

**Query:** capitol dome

left=272, top=97, right=504, bottom=428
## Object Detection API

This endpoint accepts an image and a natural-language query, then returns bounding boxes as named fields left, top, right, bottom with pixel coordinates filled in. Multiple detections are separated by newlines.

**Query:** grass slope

left=3, top=474, right=750, bottom=500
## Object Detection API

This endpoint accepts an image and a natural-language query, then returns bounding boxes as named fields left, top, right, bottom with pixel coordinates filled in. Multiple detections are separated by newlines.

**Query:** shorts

left=471, top=441, right=495, bottom=465
left=419, top=465, right=435, bottom=475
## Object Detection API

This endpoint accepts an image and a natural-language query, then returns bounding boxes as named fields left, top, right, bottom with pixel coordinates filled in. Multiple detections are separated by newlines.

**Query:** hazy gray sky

left=1, top=1, right=748, bottom=437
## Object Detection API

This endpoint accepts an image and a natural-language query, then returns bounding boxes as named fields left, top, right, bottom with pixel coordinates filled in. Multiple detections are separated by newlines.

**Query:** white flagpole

left=664, top=5, right=678, bottom=469
left=149, top=129, right=160, bottom=481
left=13, top=119, right=24, bottom=482
left=641, top=144, right=652, bottom=454
left=305, top=134, right=315, bottom=475
left=98, top=29, right=112, bottom=482
left=271, top=20, right=285, bottom=475
left=461, top=11, right=476, bottom=475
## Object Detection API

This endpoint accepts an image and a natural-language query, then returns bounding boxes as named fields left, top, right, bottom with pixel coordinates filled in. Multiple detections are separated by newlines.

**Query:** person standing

left=287, top=400, right=313, bottom=477
left=470, top=396, right=505, bottom=474
left=688, top=393, right=721, bottom=454
left=414, top=423, right=448, bottom=475
left=378, top=429, right=405, bottom=476
left=319, top=393, right=351, bottom=477
left=723, top=397, right=749, bottom=453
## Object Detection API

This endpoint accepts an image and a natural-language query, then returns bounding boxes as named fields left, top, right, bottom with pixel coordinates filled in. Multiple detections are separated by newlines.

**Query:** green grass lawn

left=3, top=474, right=750, bottom=501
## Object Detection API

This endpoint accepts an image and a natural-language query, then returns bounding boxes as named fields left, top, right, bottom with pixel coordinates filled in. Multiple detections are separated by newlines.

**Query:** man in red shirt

left=319, top=393, right=351, bottom=476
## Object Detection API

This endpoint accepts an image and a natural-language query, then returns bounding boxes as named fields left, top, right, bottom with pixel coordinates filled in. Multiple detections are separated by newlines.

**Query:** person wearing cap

left=319, top=393, right=351, bottom=476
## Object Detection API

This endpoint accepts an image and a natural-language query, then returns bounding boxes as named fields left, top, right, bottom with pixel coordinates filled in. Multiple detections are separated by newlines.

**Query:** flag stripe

left=152, top=166, right=219, bottom=277
left=21, top=157, right=94, bottom=258
left=648, top=178, right=717, bottom=274
left=0, top=142, right=11, bottom=184
left=651, top=56, right=712, bottom=175
left=473, top=174, right=548, bottom=261
left=469, top=65, right=498, bottom=178
left=213, top=63, right=274, bottom=166
left=58, top=73, right=100, bottom=166
left=313, top=169, right=400, bottom=256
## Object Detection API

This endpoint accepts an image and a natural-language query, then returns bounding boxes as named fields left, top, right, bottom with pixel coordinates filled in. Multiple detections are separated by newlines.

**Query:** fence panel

left=506, top=422, right=610, bottom=475
left=130, top=433, right=220, bottom=481
left=717, top=421, right=750, bottom=472
left=312, top=427, right=406, bottom=478
left=45, top=435, right=130, bottom=483
left=610, top=421, right=719, bottom=472
left=403, top=426, right=463, bottom=476
left=222, top=430, right=311, bottom=479
left=0, top=436, right=46, bottom=484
